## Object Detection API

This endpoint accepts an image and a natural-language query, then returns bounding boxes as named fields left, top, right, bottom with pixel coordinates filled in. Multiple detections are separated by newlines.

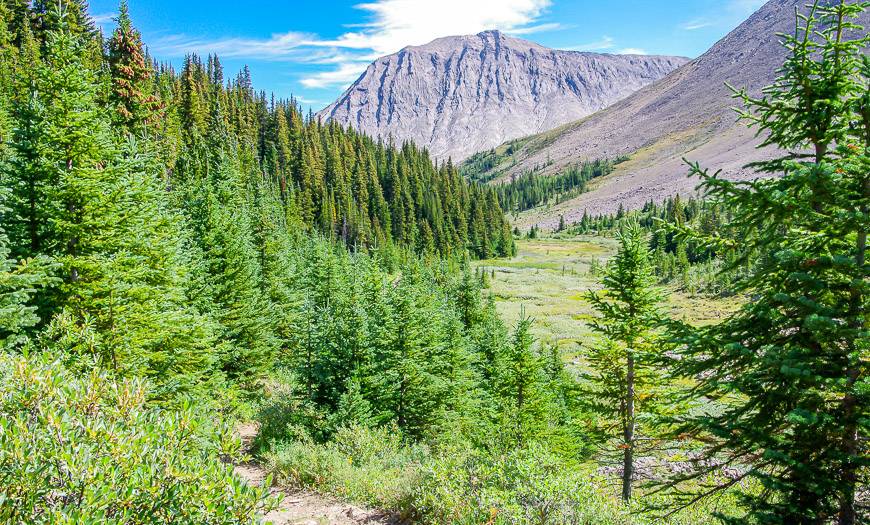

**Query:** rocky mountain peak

left=318, top=33, right=688, bottom=161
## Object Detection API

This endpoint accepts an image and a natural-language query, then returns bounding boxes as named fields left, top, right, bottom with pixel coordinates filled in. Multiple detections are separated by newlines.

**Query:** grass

left=261, top=424, right=742, bottom=525
left=474, top=236, right=740, bottom=359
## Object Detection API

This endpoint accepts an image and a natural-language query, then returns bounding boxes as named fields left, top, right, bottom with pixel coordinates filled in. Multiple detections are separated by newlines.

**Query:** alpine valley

left=1, top=1, right=868, bottom=525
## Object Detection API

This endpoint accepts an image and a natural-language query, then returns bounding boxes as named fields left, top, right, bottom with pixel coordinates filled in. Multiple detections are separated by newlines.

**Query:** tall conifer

left=660, top=3, right=869, bottom=523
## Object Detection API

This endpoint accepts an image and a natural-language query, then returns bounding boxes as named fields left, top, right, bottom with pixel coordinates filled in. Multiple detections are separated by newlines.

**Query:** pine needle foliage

left=655, top=3, right=870, bottom=523
left=584, top=221, right=666, bottom=502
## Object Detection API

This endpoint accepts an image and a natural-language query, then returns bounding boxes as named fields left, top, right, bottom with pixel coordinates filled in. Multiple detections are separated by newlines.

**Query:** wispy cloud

left=151, top=32, right=314, bottom=61
left=618, top=48, right=647, bottom=55
left=300, top=62, right=370, bottom=89
left=507, top=22, right=565, bottom=35
left=92, top=12, right=117, bottom=25
left=293, top=95, right=327, bottom=106
left=677, top=1, right=762, bottom=34
left=151, top=0, right=556, bottom=90
left=312, top=0, right=552, bottom=56
left=680, top=18, right=712, bottom=31
left=566, top=35, right=615, bottom=51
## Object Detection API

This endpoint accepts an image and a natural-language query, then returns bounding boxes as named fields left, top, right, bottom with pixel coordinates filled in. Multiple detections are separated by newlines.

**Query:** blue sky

left=87, top=0, right=767, bottom=111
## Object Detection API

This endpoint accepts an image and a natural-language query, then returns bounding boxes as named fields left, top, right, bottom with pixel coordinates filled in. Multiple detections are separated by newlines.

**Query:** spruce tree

left=190, top=166, right=278, bottom=387
left=10, top=19, right=215, bottom=395
left=369, top=265, right=440, bottom=437
left=660, top=3, right=869, bottom=523
left=584, top=221, right=665, bottom=502
left=497, top=311, right=548, bottom=448
left=0, top=187, right=53, bottom=351
left=107, top=0, right=160, bottom=134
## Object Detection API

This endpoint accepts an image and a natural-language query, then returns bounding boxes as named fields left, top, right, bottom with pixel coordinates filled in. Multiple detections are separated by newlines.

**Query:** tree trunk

left=622, top=351, right=635, bottom=502
left=839, top=175, right=868, bottom=525
left=66, top=159, right=79, bottom=283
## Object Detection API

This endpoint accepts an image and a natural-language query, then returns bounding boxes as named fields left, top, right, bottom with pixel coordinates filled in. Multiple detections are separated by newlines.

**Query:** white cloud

left=681, top=18, right=713, bottom=31
left=566, top=35, right=615, bottom=51
left=506, top=22, right=564, bottom=35
left=312, top=0, right=552, bottom=56
left=618, top=48, right=647, bottom=55
left=92, top=12, right=117, bottom=25
left=151, top=32, right=313, bottom=61
left=294, top=95, right=327, bottom=106
left=300, top=62, right=370, bottom=89
left=150, top=0, right=556, bottom=90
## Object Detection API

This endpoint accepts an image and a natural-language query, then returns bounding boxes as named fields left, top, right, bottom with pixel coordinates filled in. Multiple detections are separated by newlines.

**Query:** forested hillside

left=0, top=1, right=868, bottom=525
left=2, top=1, right=513, bottom=264
left=0, top=1, right=513, bottom=521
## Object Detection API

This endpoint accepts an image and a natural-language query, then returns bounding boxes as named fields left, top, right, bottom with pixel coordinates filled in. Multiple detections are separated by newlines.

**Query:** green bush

left=264, top=424, right=425, bottom=514
left=414, top=443, right=621, bottom=525
left=251, top=370, right=328, bottom=452
left=0, top=352, right=276, bottom=524
left=262, top=424, right=742, bottom=525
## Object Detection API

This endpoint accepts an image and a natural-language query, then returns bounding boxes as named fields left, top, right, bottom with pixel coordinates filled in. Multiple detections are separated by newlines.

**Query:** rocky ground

left=468, top=0, right=870, bottom=224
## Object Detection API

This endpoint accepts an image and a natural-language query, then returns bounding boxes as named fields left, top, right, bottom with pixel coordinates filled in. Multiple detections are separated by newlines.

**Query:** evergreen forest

left=0, top=1, right=867, bottom=525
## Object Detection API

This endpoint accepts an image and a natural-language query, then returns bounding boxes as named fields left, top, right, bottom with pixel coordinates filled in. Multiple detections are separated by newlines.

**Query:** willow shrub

left=263, top=425, right=742, bottom=525
left=0, top=352, right=276, bottom=524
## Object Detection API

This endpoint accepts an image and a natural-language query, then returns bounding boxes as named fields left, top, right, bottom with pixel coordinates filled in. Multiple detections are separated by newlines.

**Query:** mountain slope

left=463, top=0, right=870, bottom=226
left=318, top=31, right=688, bottom=162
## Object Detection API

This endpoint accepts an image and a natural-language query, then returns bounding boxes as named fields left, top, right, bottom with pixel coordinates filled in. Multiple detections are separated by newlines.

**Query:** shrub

left=262, top=426, right=742, bottom=525
left=264, top=424, right=425, bottom=513
left=251, top=370, right=328, bottom=453
left=0, top=352, right=276, bottom=524
left=415, top=443, right=621, bottom=525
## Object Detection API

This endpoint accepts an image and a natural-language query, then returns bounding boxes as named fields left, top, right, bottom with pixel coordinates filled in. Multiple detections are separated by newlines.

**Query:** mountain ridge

left=463, top=0, right=870, bottom=227
left=318, top=30, right=688, bottom=161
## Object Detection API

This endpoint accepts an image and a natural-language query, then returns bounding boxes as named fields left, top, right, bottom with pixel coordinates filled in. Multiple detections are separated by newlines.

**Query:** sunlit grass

left=474, top=236, right=740, bottom=360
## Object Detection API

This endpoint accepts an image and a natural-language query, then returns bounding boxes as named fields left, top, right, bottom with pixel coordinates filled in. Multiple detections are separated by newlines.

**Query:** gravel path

left=234, top=424, right=399, bottom=525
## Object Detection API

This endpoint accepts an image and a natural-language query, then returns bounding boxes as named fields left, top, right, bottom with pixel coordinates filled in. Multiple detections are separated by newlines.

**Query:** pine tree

left=497, top=310, right=548, bottom=448
left=660, top=3, right=870, bottom=523
left=369, top=266, right=441, bottom=438
left=9, top=20, right=216, bottom=395
left=191, top=165, right=278, bottom=387
left=585, top=221, right=664, bottom=502
left=328, top=375, right=375, bottom=430
left=107, top=0, right=161, bottom=134
left=454, top=260, right=483, bottom=328
left=0, top=186, right=53, bottom=351
left=469, top=294, right=508, bottom=386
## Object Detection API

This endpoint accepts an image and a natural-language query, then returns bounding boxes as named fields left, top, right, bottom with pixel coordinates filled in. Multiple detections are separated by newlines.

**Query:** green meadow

left=474, top=236, right=741, bottom=363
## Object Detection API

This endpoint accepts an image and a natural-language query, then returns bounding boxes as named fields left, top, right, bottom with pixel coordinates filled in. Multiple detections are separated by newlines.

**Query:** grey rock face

left=468, top=0, right=870, bottom=226
left=318, top=30, right=688, bottom=162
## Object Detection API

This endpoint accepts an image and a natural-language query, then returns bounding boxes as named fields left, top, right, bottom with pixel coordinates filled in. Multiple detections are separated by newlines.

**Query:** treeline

left=0, top=0, right=516, bottom=385
left=570, top=195, right=740, bottom=292
left=496, top=158, right=623, bottom=213
left=3, top=1, right=514, bottom=263
left=459, top=140, right=525, bottom=182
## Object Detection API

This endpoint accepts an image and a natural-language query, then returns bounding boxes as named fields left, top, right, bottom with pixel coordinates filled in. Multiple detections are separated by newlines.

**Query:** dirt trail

left=234, top=424, right=398, bottom=525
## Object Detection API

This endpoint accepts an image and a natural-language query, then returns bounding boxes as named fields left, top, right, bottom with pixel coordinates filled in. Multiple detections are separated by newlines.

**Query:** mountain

left=462, top=0, right=870, bottom=227
left=318, top=31, right=688, bottom=162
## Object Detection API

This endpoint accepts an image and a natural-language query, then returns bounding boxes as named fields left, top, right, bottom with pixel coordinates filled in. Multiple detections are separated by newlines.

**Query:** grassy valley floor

left=474, top=236, right=742, bottom=365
